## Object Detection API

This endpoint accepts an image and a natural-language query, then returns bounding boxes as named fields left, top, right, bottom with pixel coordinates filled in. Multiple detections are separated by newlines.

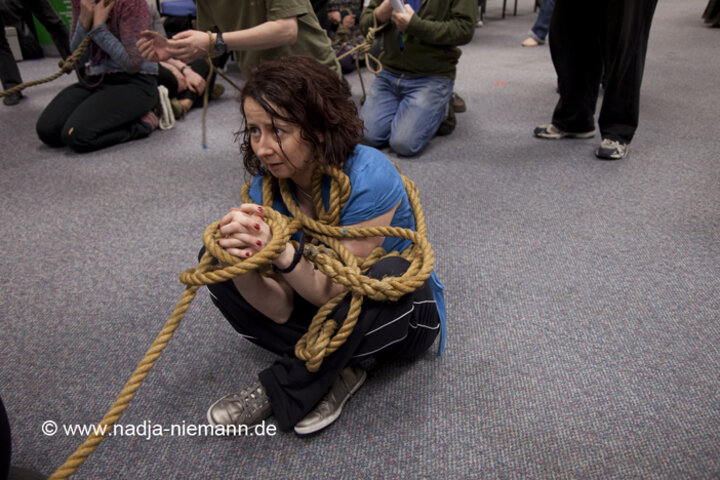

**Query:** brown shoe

left=210, top=83, right=225, bottom=100
left=170, top=98, right=188, bottom=119
left=451, top=92, right=466, bottom=113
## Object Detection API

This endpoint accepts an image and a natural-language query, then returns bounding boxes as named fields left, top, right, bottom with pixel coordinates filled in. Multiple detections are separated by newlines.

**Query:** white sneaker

left=595, top=138, right=629, bottom=160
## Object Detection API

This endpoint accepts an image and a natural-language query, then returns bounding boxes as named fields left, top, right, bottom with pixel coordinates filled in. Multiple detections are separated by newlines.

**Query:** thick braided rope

left=48, top=211, right=295, bottom=479
left=0, top=0, right=115, bottom=98
left=48, top=165, right=432, bottom=477
left=240, top=165, right=435, bottom=372
left=0, top=37, right=90, bottom=98
left=335, top=18, right=387, bottom=104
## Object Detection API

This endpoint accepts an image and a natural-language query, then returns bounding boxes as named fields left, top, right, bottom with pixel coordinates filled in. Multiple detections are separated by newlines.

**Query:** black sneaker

left=534, top=123, right=595, bottom=139
left=451, top=92, right=466, bottom=113
left=595, top=138, right=628, bottom=160
left=3, top=91, right=23, bottom=106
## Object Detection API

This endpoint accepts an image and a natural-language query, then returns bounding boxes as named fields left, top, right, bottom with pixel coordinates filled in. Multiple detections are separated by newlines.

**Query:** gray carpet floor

left=1, top=1, right=719, bottom=479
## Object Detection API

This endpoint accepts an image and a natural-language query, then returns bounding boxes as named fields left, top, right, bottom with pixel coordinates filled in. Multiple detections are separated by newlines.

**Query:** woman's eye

left=274, top=127, right=284, bottom=136
left=248, top=127, right=260, bottom=136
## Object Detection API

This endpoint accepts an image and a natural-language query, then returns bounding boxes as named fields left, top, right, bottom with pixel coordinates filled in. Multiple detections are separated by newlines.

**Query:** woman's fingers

left=218, top=207, right=266, bottom=236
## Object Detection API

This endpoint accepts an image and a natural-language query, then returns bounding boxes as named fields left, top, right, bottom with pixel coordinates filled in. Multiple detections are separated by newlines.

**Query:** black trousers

left=22, top=0, right=71, bottom=59
left=36, top=73, right=158, bottom=153
left=1, top=395, right=10, bottom=480
left=549, top=0, right=658, bottom=143
left=206, top=255, right=441, bottom=431
left=0, top=15, right=22, bottom=90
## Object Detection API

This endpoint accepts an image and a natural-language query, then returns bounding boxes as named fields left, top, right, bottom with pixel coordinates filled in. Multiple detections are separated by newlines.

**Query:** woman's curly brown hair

left=238, top=56, right=364, bottom=176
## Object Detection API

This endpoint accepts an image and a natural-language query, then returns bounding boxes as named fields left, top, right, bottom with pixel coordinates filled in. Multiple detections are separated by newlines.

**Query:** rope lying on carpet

left=49, top=164, right=434, bottom=478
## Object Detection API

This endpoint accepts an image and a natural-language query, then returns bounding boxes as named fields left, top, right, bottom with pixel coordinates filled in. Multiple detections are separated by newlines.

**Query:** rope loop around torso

left=179, top=163, right=435, bottom=372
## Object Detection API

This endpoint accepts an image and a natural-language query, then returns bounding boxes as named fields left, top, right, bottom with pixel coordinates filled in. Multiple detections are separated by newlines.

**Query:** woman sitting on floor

left=36, top=0, right=159, bottom=153
left=203, top=55, right=446, bottom=435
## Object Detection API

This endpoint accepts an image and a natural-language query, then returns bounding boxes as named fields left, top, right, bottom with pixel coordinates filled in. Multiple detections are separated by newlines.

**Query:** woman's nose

left=254, top=133, right=274, bottom=156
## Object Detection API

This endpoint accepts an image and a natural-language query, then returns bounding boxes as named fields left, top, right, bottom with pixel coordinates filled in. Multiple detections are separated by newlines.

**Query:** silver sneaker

left=294, top=366, right=366, bottom=435
left=534, top=123, right=596, bottom=139
left=207, top=380, right=272, bottom=427
left=595, top=138, right=628, bottom=160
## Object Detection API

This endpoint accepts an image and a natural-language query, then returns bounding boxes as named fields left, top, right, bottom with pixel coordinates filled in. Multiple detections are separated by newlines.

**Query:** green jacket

left=360, top=0, right=476, bottom=79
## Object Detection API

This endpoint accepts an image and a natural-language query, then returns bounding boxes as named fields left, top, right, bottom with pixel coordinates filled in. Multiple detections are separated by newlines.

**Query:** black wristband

left=272, top=232, right=305, bottom=274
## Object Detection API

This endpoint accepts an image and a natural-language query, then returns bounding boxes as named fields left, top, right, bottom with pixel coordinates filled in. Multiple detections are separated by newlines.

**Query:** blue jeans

left=529, top=0, right=555, bottom=42
left=360, top=69, right=454, bottom=157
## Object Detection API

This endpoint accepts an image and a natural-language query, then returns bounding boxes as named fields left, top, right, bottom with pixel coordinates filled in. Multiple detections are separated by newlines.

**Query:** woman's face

left=243, top=97, right=315, bottom=184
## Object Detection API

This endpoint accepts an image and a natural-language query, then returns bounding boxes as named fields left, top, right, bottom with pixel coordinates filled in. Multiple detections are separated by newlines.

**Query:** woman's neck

left=290, top=164, right=317, bottom=197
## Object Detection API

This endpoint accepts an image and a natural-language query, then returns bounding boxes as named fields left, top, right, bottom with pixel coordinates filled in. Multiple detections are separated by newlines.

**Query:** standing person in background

left=521, top=0, right=555, bottom=47
left=358, top=0, right=475, bottom=157
left=7, top=0, right=71, bottom=58
left=0, top=15, right=24, bottom=106
left=703, top=0, right=720, bottom=26
left=533, top=0, right=658, bottom=160
left=0, top=0, right=70, bottom=106
left=137, top=0, right=341, bottom=77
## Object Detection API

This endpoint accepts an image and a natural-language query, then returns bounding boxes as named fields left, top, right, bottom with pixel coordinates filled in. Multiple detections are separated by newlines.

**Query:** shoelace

left=602, top=139, right=623, bottom=149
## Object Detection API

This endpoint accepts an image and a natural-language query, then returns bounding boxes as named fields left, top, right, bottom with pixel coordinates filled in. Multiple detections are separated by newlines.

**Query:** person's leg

left=36, top=82, right=93, bottom=147
left=547, top=0, right=602, bottom=134
left=260, top=257, right=440, bottom=430
left=529, top=0, right=555, bottom=42
left=359, top=69, right=400, bottom=148
left=1, top=395, right=10, bottom=480
left=389, top=74, right=454, bottom=156
left=24, top=0, right=71, bottom=59
left=206, top=280, right=317, bottom=357
left=59, top=74, right=159, bottom=153
left=597, top=0, right=658, bottom=145
left=0, top=16, right=23, bottom=94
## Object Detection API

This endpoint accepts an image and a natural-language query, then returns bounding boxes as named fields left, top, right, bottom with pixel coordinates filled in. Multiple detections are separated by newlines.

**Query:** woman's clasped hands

left=217, top=204, right=270, bottom=259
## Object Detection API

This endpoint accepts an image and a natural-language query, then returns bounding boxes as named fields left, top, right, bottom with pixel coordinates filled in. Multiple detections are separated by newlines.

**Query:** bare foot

left=521, top=37, right=540, bottom=47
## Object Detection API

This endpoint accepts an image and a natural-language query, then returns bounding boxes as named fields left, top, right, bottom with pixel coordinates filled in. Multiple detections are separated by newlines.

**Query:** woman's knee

left=36, top=114, right=65, bottom=148
left=365, top=256, right=410, bottom=279
left=61, top=125, right=95, bottom=153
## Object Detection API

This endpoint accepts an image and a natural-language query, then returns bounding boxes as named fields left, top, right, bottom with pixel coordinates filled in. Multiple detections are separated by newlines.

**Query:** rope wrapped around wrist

left=272, top=232, right=305, bottom=274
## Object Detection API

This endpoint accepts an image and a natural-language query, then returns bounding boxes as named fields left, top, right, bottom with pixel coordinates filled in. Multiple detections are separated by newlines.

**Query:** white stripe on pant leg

left=363, top=300, right=436, bottom=337
left=351, top=334, right=409, bottom=359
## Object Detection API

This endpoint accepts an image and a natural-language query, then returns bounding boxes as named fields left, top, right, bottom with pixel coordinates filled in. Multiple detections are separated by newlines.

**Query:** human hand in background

left=79, top=0, right=96, bottom=31
left=342, top=14, right=356, bottom=28
left=391, top=3, right=414, bottom=32
left=328, top=11, right=342, bottom=24
left=184, top=68, right=206, bottom=94
left=137, top=30, right=172, bottom=62
left=93, top=0, right=115, bottom=27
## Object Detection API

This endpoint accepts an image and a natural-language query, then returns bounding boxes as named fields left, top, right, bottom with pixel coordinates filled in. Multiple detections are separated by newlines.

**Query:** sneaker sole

left=595, top=150, right=627, bottom=160
left=293, top=369, right=367, bottom=436
left=535, top=129, right=596, bottom=140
